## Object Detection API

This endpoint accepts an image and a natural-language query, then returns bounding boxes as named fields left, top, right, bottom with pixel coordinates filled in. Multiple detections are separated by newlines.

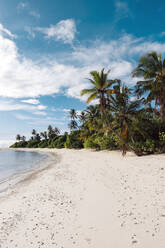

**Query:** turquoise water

left=0, top=150, right=48, bottom=182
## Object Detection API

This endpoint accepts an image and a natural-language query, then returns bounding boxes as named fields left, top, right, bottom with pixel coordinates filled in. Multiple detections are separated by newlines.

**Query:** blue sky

left=0, top=0, right=165, bottom=147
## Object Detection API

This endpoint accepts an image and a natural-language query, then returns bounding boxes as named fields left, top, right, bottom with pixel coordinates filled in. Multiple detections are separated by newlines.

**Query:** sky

left=0, top=0, right=165, bottom=147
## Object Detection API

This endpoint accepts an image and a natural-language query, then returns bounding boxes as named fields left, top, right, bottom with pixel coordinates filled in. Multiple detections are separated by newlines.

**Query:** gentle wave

left=0, top=150, right=50, bottom=196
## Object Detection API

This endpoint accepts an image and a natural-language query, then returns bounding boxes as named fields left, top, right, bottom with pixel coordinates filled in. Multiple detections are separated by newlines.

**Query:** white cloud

left=0, top=100, right=47, bottom=113
left=114, top=0, right=132, bottom=21
left=160, top=32, right=165, bottom=37
left=1, top=24, right=165, bottom=102
left=0, top=24, right=16, bottom=39
left=25, top=26, right=35, bottom=38
left=17, top=2, right=40, bottom=19
left=35, top=19, right=76, bottom=44
left=0, top=140, right=15, bottom=148
left=29, top=11, right=40, bottom=19
left=17, top=2, right=28, bottom=10
left=34, top=111, right=47, bottom=116
left=15, top=113, right=31, bottom=120
left=21, top=99, right=40, bottom=105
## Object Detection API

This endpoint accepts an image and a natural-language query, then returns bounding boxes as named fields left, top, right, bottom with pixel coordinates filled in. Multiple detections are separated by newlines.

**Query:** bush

left=51, top=135, right=67, bottom=148
left=84, top=133, right=119, bottom=150
left=95, top=134, right=119, bottom=150
left=38, top=140, right=49, bottom=148
left=10, top=141, right=27, bottom=148
left=84, top=137, right=98, bottom=149
left=64, top=131, right=83, bottom=149
left=131, top=139, right=155, bottom=154
left=26, top=140, right=40, bottom=148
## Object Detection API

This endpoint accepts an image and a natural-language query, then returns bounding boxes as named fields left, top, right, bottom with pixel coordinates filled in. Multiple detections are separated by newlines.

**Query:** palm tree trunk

left=154, top=97, right=158, bottom=115
left=101, top=107, right=141, bottom=156
left=159, top=96, right=165, bottom=120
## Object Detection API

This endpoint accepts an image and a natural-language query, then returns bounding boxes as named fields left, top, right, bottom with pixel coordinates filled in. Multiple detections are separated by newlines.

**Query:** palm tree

left=81, top=69, right=140, bottom=155
left=84, top=105, right=103, bottom=132
left=110, top=84, right=142, bottom=155
left=40, top=131, right=48, bottom=140
left=81, top=69, right=116, bottom=115
left=48, top=125, right=53, bottom=139
left=69, top=109, right=77, bottom=120
left=32, top=129, right=37, bottom=137
left=68, top=120, right=78, bottom=131
left=16, top=134, right=21, bottom=141
left=48, top=125, right=60, bottom=139
left=132, top=51, right=165, bottom=119
left=21, top=136, right=26, bottom=142
left=68, top=109, right=78, bottom=131
left=78, top=111, right=86, bottom=124
left=35, top=133, right=41, bottom=142
left=54, top=127, right=60, bottom=136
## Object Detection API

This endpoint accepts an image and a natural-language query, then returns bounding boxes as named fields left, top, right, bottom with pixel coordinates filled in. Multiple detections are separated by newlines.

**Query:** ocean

left=0, top=150, right=49, bottom=194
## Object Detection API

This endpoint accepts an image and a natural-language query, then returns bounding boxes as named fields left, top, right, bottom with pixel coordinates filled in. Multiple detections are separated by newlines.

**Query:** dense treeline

left=10, top=51, right=165, bottom=156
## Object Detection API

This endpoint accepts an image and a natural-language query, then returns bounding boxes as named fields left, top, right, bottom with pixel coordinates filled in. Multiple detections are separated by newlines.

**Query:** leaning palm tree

left=132, top=51, right=165, bottom=119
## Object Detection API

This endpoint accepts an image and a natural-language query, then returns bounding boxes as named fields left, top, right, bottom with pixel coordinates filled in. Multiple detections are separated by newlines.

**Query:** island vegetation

left=10, top=51, right=165, bottom=156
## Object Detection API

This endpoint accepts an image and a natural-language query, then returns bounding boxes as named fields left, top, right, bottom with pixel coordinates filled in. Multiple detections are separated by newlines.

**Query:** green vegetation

left=10, top=51, right=165, bottom=156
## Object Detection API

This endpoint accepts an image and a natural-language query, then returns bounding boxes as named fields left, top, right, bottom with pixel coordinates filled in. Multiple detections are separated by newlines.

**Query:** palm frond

left=80, top=88, right=96, bottom=96
left=87, top=92, right=97, bottom=103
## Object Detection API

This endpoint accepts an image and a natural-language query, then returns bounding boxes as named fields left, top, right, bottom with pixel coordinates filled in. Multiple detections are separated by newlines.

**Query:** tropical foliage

left=10, top=51, right=165, bottom=156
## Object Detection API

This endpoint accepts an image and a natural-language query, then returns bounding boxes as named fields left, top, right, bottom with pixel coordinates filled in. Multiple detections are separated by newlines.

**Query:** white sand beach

left=0, top=149, right=165, bottom=248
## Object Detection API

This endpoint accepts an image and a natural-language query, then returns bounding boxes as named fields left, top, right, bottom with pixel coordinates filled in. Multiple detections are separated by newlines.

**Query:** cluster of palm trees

left=16, top=134, right=26, bottom=142
left=78, top=51, right=165, bottom=155
left=13, top=51, right=165, bottom=156
left=16, top=125, right=60, bottom=144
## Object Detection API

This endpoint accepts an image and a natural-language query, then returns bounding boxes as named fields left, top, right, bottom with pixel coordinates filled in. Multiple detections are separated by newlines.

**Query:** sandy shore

left=0, top=149, right=165, bottom=247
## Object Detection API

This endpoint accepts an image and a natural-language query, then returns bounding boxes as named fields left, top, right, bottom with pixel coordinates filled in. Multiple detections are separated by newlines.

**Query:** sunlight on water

left=0, top=150, right=48, bottom=182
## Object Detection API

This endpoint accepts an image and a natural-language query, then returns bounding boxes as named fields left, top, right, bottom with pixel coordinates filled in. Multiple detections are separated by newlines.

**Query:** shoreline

left=0, top=148, right=165, bottom=247
left=0, top=148, right=57, bottom=198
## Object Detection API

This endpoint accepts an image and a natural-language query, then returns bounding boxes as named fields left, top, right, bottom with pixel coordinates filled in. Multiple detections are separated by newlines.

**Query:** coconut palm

left=110, top=84, right=142, bottom=155
left=84, top=105, right=103, bottom=133
left=69, top=109, right=77, bottom=120
left=48, top=125, right=53, bottom=139
left=40, top=131, right=48, bottom=140
left=132, top=51, right=165, bottom=119
left=81, top=69, right=116, bottom=115
left=68, top=120, right=78, bottom=131
left=21, top=136, right=26, bottom=142
left=78, top=111, right=86, bottom=124
left=35, top=133, right=41, bottom=142
left=48, top=125, right=60, bottom=139
left=16, top=134, right=21, bottom=141
left=54, top=127, right=60, bottom=135
left=68, top=109, right=78, bottom=131
left=32, top=129, right=37, bottom=136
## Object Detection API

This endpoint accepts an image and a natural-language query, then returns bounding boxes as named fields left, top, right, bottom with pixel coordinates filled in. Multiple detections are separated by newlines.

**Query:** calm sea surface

left=0, top=150, right=48, bottom=182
